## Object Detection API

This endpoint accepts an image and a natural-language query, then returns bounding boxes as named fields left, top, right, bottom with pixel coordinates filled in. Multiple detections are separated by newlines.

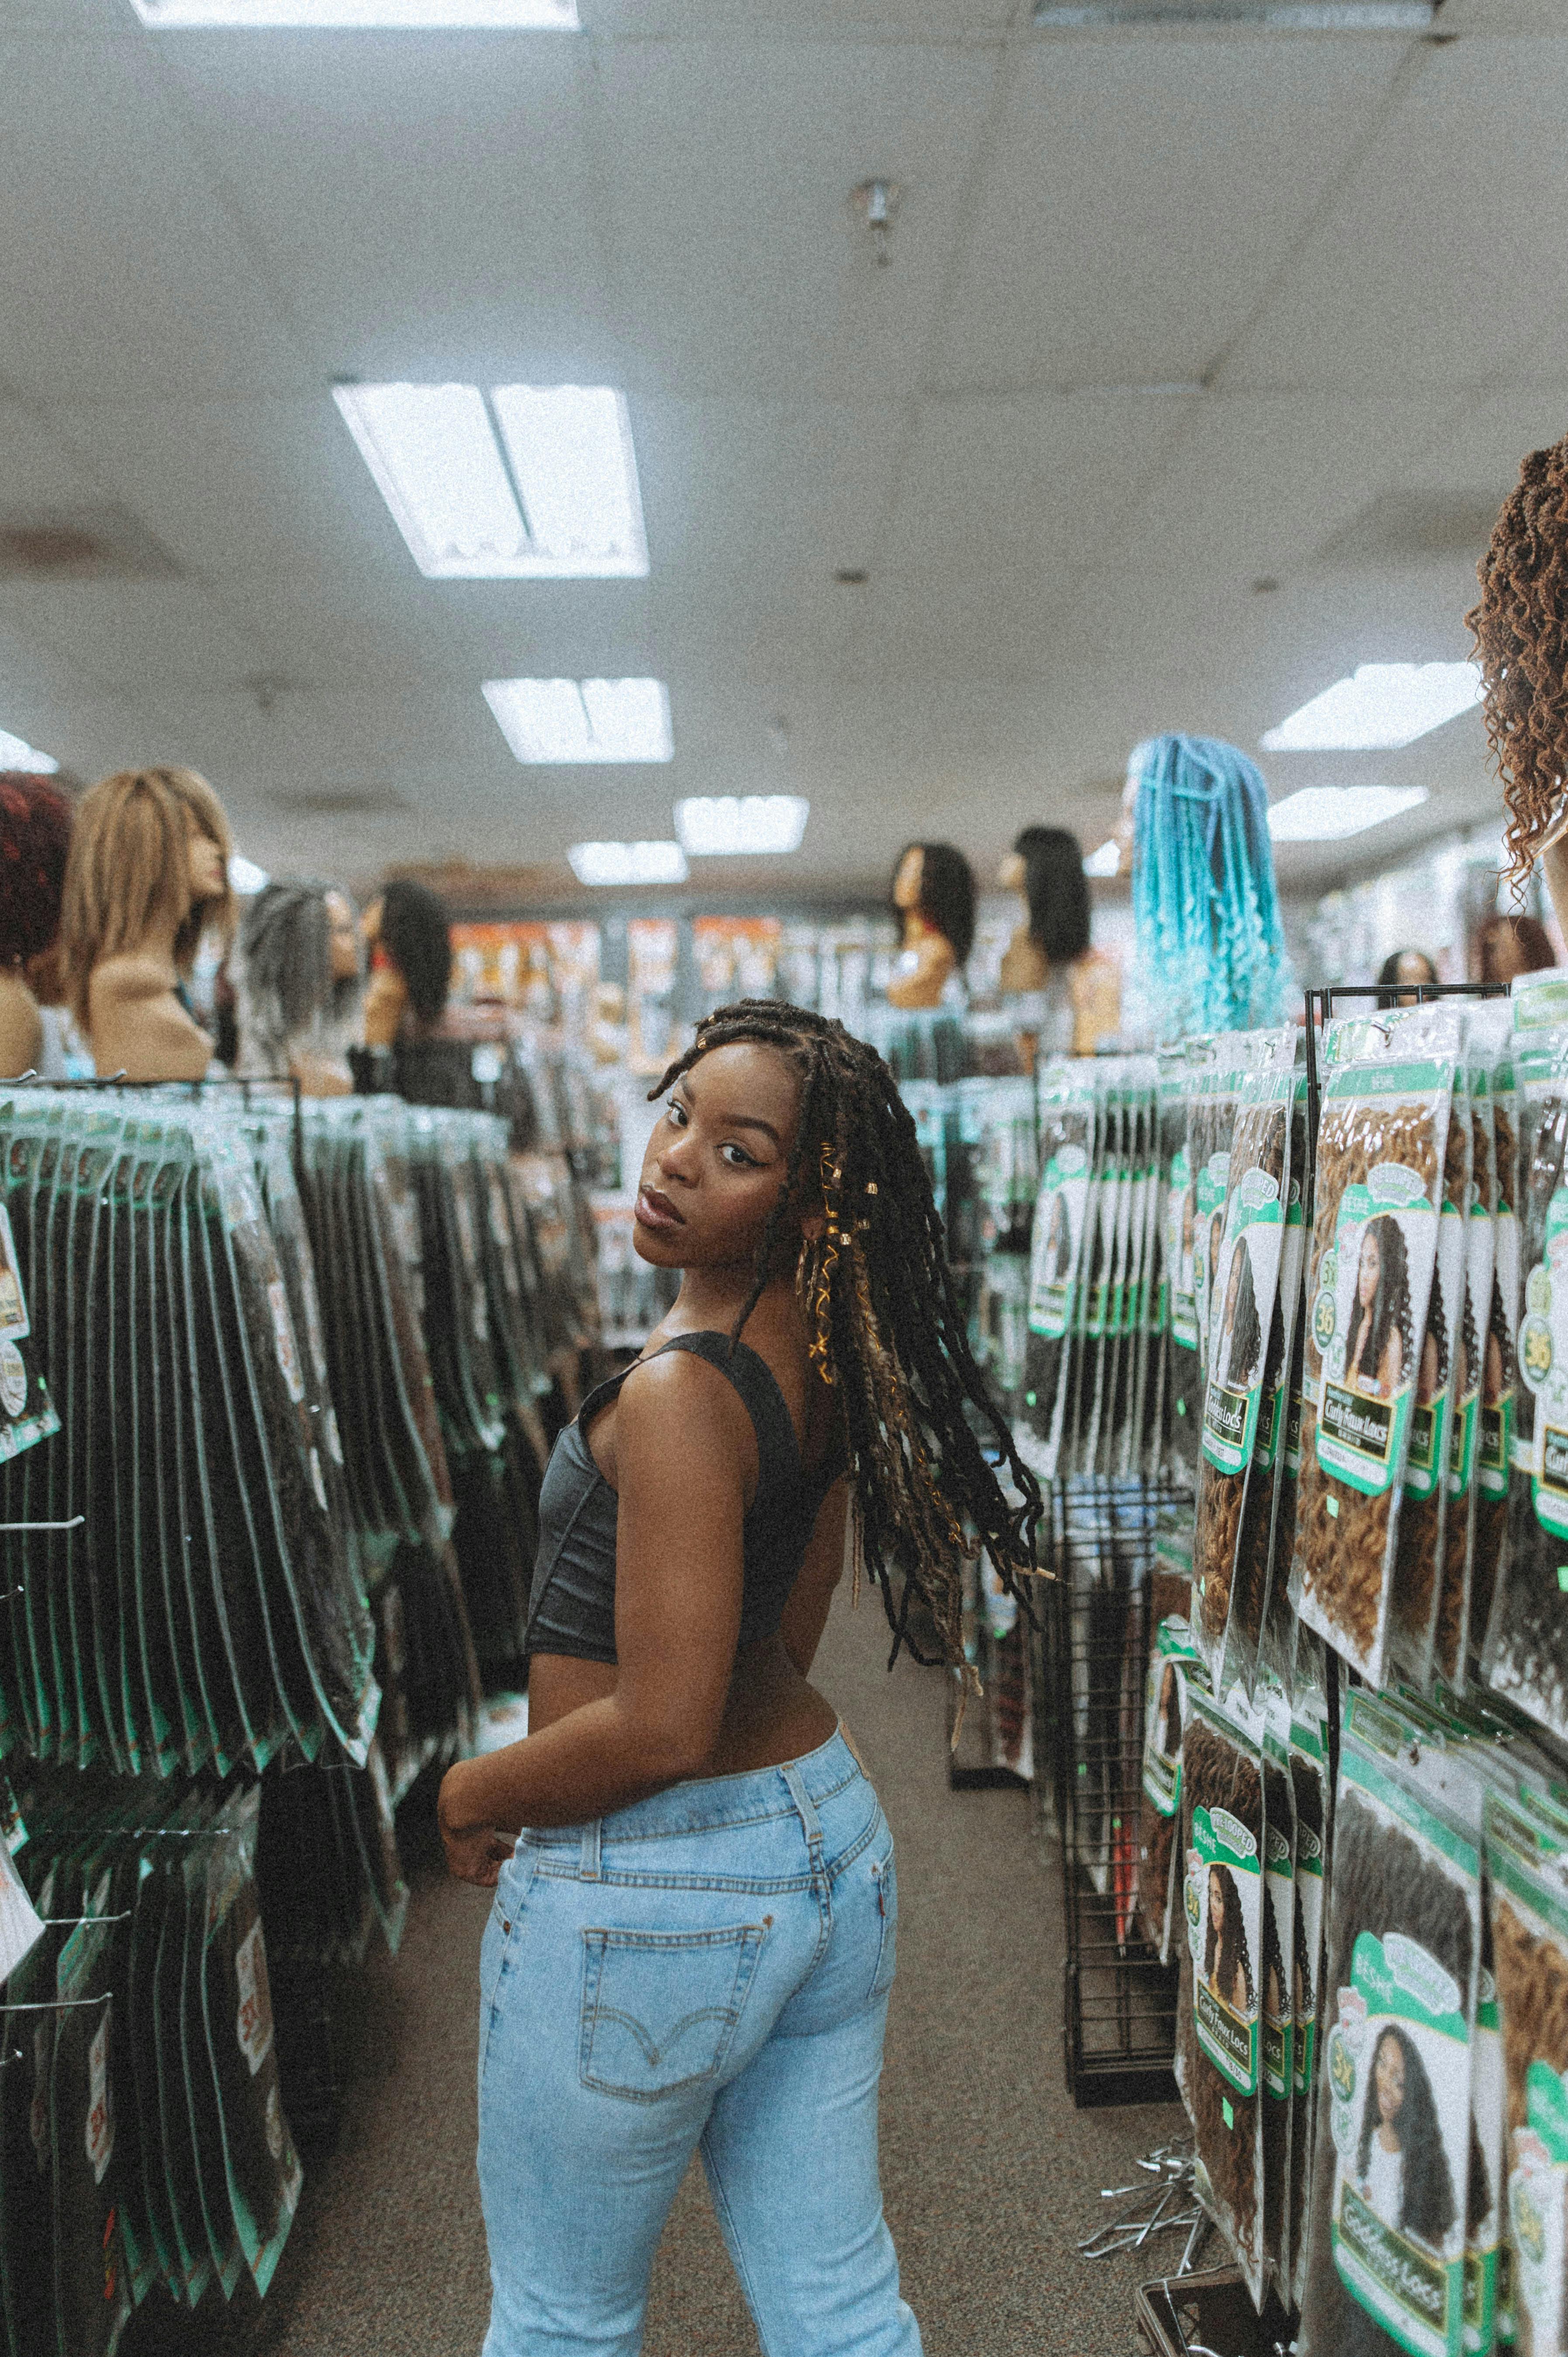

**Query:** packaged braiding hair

left=1483, top=1786, right=1568, bottom=2357
left=1483, top=1023, right=1568, bottom=1741
left=1192, top=1039, right=1250, bottom=1398
left=1019, top=1061, right=1098, bottom=1483
left=1158, top=1045, right=1205, bottom=1581
left=1436, top=1059, right=1496, bottom=1693
left=1289, top=1692, right=1331, bottom=2314
left=1300, top=1693, right=1482, bottom=2357
left=1230, top=1076, right=1309, bottom=1696
left=1292, top=1005, right=1461, bottom=1686
left=1137, top=1616, right=1207, bottom=1962
left=1183, top=1684, right=1268, bottom=2305
left=1191, top=1032, right=1296, bottom=1685
left=1389, top=1069, right=1473, bottom=1687
left=1260, top=1687, right=1298, bottom=2297
left=1473, top=1035, right=1520, bottom=1676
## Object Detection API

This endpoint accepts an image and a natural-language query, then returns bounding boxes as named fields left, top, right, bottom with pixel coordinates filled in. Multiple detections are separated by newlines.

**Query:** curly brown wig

left=1468, top=433, right=1568, bottom=886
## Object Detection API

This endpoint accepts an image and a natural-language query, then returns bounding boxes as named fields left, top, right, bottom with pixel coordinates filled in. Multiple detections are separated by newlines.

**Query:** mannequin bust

left=235, top=881, right=365, bottom=1096
left=996, top=824, right=1105, bottom=1060
left=62, top=766, right=235, bottom=1082
left=0, top=773, right=74, bottom=1079
left=887, top=842, right=976, bottom=1010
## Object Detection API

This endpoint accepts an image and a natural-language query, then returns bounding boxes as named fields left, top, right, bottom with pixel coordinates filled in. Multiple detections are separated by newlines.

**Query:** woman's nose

left=656, top=1132, right=698, bottom=1184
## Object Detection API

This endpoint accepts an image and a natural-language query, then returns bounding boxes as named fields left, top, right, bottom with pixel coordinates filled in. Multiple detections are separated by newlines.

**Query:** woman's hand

left=439, top=1758, right=517, bottom=1887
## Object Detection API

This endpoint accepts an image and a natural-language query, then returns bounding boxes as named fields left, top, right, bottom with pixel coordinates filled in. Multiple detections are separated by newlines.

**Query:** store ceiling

left=0, top=0, right=1564, bottom=906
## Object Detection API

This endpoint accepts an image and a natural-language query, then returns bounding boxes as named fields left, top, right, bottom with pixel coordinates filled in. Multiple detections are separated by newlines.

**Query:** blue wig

left=1129, top=734, right=1291, bottom=1040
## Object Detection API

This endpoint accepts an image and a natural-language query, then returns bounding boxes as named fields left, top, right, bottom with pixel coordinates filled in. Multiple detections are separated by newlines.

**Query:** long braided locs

left=650, top=1001, right=1044, bottom=1669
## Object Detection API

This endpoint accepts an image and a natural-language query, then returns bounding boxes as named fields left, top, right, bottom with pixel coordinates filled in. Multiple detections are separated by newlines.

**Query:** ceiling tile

left=933, top=38, right=1410, bottom=392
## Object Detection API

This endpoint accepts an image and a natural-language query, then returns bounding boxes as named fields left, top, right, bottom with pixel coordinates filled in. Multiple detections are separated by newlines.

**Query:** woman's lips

left=635, top=1185, right=684, bottom=1231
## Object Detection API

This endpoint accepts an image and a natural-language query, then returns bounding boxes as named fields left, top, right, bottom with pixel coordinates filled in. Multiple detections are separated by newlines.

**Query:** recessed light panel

left=1261, top=662, right=1482, bottom=752
left=676, top=796, right=808, bottom=857
left=1266, top=786, right=1428, bottom=843
left=334, top=383, right=646, bottom=578
left=568, top=842, right=688, bottom=887
left=0, top=729, right=58, bottom=774
left=1082, top=839, right=1120, bottom=877
left=228, top=854, right=271, bottom=893
left=132, top=0, right=576, bottom=24
left=484, top=678, right=673, bottom=764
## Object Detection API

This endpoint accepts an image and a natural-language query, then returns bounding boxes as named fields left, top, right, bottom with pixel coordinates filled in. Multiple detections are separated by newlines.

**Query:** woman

left=60, top=765, right=233, bottom=1082
left=1354, top=2025, right=1455, bottom=2248
left=439, top=1001, right=1040, bottom=2356
left=1348, top=1215, right=1413, bottom=1401
left=1377, top=948, right=1437, bottom=1007
left=1203, top=1862, right=1253, bottom=2014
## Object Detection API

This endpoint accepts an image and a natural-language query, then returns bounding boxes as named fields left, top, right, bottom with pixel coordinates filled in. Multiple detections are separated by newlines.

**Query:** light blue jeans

left=476, top=1726, right=922, bottom=2356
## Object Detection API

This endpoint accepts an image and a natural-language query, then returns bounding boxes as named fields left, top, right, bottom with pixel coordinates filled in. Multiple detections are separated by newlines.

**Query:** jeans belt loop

left=580, top=1817, right=602, bottom=1880
left=781, top=1761, right=824, bottom=1856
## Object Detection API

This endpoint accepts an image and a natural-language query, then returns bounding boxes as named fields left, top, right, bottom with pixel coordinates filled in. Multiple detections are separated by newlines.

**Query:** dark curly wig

left=1468, top=433, right=1568, bottom=888
left=0, top=772, right=73, bottom=969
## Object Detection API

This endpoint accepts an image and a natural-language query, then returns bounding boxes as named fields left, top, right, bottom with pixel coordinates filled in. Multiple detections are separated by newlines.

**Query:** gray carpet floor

left=132, top=1592, right=1184, bottom=2355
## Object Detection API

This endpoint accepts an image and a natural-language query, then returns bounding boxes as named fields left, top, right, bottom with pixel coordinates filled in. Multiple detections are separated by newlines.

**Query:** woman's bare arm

left=438, top=1353, right=751, bottom=1877
left=777, top=1478, right=850, bottom=1677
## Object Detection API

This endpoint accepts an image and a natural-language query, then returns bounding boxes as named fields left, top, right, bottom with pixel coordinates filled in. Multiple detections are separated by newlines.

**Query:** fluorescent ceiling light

left=0, top=729, right=58, bottom=774
left=676, top=796, right=809, bottom=857
left=1261, top=662, right=1482, bottom=752
left=568, top=842, right=688, bottom=888
left=1035, top=0, right=1430, bottom=22
left=1266, top=786, right=1428, bottom=843
left=484, top=678, right=673, bottom=765
left=228, top=854, right=270, bottom=894
left=1082, top=839, right=1120, bottom=877
left=333, top=383, right=646, bottom=579
left=131, top=0, right=576, bottom=23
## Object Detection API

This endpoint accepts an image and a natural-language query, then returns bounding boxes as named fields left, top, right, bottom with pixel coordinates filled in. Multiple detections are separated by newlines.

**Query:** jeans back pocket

left=869, top=1847, right=898, bottom=1999
left=579, top=1923, right=767, bottom=2102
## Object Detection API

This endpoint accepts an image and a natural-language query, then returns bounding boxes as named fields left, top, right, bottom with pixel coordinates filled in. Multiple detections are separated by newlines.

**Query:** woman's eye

left=720, top=1143, right=756, bottom=1169
left=667, top=1100, right=688, bottom=1128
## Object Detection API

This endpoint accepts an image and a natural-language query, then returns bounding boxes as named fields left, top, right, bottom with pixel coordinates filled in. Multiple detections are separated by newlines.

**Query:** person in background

left=362, top=876, right=453, bottom=1049
left=59, top=765, right=233, bottom=1082
left=235, top=880, right=366, bottom=1095
left=1471, top=432, right=1568, bottom=937
left=0, top=772, right=75, bottom=1078
left=1477, top=912, right=1556, bottom=986
left=1376, top=948, right=1438, bottom=1006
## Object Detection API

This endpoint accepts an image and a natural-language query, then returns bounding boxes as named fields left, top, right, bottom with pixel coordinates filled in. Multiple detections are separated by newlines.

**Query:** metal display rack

left=1036, top=1474, right=1182, bottom=2108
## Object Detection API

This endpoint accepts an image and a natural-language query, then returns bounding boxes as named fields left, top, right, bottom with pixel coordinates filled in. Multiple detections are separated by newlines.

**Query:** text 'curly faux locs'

left=650, top=1000, right=1043, bottom=1668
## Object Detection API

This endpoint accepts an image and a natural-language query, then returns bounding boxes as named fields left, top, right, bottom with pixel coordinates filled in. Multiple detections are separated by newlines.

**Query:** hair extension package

left=1301, top=1692, right=1484, bottom=2357
left=1184, top=1683, right=1268, bottom=2305
left=1138, top=1616, right=1207, bottom=1960
left=1290, top=1690, right=1332, bottom=2314
left=1191, top=1029, right=1297, bottom=1686
left=1483, top=1784, right=1568, bottom=2357
left=1473, top=1028, right=1520, bottom=1675
left=1292, top=1005, right=1461, bottom=1686
left=1435, top=1056, right=1497, bottom=1691
left=1020, top=1060, right=1098, bottom=1483
left=1483, top=1019, right=1568, bottom=1741
left=1158, top=1045, right=1204, bottom=1579
left=1260, top=1680, right=1299, bottom=2295
left=1390, top=1066, right=1474, bottom=1687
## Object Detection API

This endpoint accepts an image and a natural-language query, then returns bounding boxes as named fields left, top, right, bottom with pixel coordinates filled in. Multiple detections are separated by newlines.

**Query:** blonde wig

left=62, top=766, right=234, bottom=1027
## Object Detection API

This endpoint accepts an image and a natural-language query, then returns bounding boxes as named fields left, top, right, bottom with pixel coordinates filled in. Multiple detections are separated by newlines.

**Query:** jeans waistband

left=518, top=1725, right=863, bottom=1851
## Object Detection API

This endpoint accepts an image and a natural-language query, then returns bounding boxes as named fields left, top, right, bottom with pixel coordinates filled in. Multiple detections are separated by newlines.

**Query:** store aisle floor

left=149, top=1594, right=1183, bottom=2357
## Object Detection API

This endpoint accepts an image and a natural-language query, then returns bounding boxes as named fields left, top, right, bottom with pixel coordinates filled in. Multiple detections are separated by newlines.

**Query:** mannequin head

left=888, top=842, right=976, bottom=966
left=0, top=772, right=74, bottom=992
left=236, top=880, right=366, bottom=1078
left=62, top=765, right=233, bottom=1026
left=366, top=877, right=452, bottom=1028
left=999, top=826, right=1091, bottom=965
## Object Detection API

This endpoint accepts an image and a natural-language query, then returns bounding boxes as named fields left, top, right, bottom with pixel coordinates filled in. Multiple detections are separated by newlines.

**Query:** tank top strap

left=643, top=1331, right=802, bottom=1497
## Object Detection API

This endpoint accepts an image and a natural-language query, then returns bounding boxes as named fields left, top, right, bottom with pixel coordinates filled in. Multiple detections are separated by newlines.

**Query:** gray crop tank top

left=525, top=1330, right=846, bottom=1666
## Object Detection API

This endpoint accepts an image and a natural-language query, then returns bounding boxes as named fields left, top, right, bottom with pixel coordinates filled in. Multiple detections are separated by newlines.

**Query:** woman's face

left=1358, top=1226, right=1382, bottom=1311
left=1375, top=2032, right=1406, bottom=2129
left=186, top=820, right=227, bottom=905
left=1209, top=1870, right=1225, bottom=1934
left=634, top=1042, right=803, bottom=1273
left=893, top=847, right=924, bottom=914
